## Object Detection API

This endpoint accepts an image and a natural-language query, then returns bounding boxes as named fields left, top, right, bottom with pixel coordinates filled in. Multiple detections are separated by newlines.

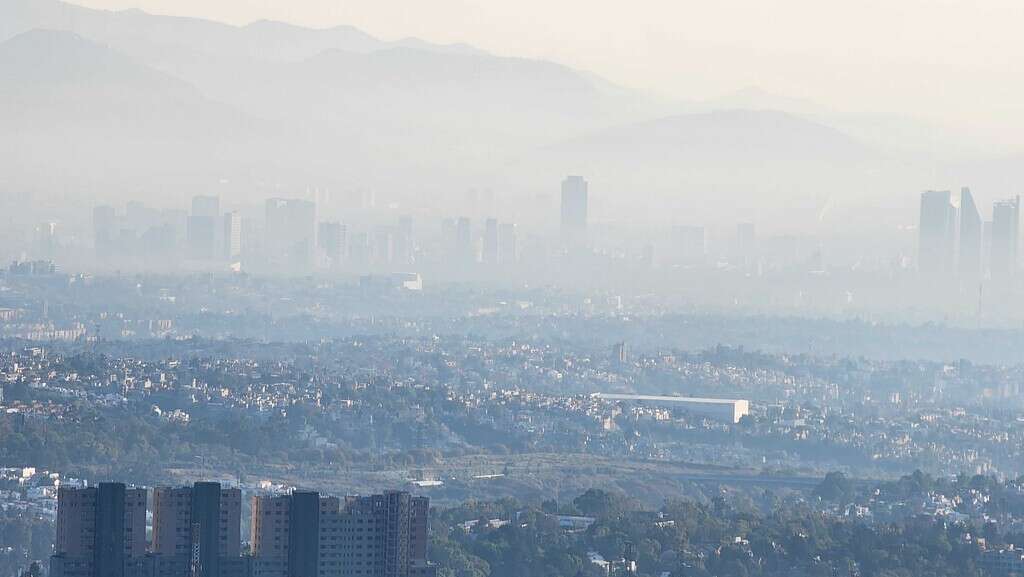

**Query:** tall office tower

left=151, top=482, right=243, bottom=577
left=191, top=196, right=220, bottom=218
left=187, top=215, right=217, bottom=260
left=373, top=227, right=396, bottom=266
left=959, top=187, right=983, bottom=286
left=482, top=219, right=499, bottom=264
left=187, top=196, right=220, bottom=260
left=161, top=209, right=189, bottom=249
left=51, top=483, right=147, bottom=577
left=93, top=205, right=118, bottom=258
left=918, top=190, right=958, bottom=277
left=465, top=189, right=480, bottom=216
left=395, top=216, right=414, bottom=265
left=497, top=223, right=518, bottom=265
left=736, top=222, right=756, bottom=268
left=251, top=491, right=434, bottom=577
left=317, top=222, right=346, bottom=268
left=223, top=212, right=242, bottom=260
left=479, top=189, right=496, bottom=218
left=560, top=176, right=588, bottom=234
left=440, top=219, right=456, bottom=259
left=34, top=222, right=57, bottom=259
left=672, top=225, right=706, bottom=265
left=990, top=196, right=1020, bottom=283
left=983, top=220, right=994, bottom=275
left=455, top=217, right=473, bottom=264
left=265, top=198, right=317, bottom=268
left=125, top=201, right=159, bottom=236
left=141, top=224, right=176, bottom=259
left=347, top=233, right=370, bottom=267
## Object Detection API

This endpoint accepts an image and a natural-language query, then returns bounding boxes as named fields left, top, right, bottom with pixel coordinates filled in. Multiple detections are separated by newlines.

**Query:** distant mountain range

left=1, top=0, right=1021, bottom=226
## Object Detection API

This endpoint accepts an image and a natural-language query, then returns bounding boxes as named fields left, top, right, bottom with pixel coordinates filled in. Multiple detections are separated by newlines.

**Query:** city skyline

left=5, top=3, right=1024, bottom=577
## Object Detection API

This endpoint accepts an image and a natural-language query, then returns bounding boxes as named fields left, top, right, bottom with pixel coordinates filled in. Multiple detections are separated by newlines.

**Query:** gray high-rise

left=265, top=198, right=317, bottom=269
left=188, top=196, right=220, bottom=260
left=560, top=176, right=588, bottom=234
left=958, top=187, right=982, bottom=286
left=990, top=196, right=1020, bottom=283
left=919, top=190, right=957, bottom=277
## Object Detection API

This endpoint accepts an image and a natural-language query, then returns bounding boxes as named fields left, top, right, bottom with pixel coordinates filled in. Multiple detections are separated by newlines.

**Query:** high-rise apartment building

left=52, top=483, right=431, bottom=577
left=51, top=483, right=147, bottom=577
left=151, top=482, right=243, bottom=577
left=251, top=491, right=434, bottom=577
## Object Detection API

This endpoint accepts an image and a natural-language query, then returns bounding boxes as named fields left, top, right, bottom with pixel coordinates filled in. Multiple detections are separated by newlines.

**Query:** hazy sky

left=69, top=0, right=1024, bottom=145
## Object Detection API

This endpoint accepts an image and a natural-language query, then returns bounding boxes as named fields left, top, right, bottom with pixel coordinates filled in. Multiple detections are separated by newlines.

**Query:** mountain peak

left=0, top=28, right=194, bottom=95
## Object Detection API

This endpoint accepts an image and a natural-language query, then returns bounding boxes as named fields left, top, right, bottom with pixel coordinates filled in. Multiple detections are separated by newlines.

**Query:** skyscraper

left=736, top=222, right=756, bottom=269
left=958, top=187, right=982, bottom=286
left=223, top=212, right=242, bottom=261
left=191, top=196, right=220, bottom=219
left=482, top=218, right=499, bottom=264
left=125, top=201, right=155, bottom=235
left=396, top=216, right=414, bottom=266
left=497, top=223, right=518, bottom=265
left=35, top=221, right=57, bottom=259
left=440, top=218, right=456, bottom=260
left=455, top=217, right=473, bottom=264
left=93, top=205, right=117, bottom=259
left=160, top=209, right=189, bottom=249
left=187, top=196, right=220, bottom=261
left=265, top=198, right=316, bottom=269
left=51, top=483, right=147, bottom=577
left=560, top=176, right=588, bottom=234
left=918, top=190, right=957, bottom=277
left=317, top=222, right=346, bottom=268
left=990, top=196, right=1020, bottom=283
left=672, top=225, right=706, bottom=265
left=373, top=227, right=396, bottom=265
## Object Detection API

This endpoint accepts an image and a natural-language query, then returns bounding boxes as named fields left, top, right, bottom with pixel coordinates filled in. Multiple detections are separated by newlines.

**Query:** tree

left=814, top=471, right=852, bottom=502
left=572, top=489, right=636, bottom=519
